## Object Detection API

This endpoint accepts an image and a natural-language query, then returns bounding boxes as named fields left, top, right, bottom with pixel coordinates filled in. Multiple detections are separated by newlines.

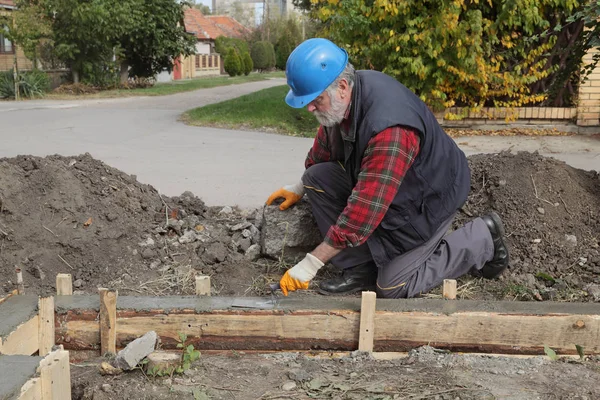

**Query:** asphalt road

left=1, top=79, right=599, bottom=208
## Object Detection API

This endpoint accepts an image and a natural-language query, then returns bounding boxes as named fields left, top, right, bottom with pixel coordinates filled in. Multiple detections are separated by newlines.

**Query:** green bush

left=0, top=69, right=50, bottom=99
left=241, top=52, right=253, bottom=75
left=224, top=48, right=242, bottom=76
left=215, top=36, right=249, bottom=56
left=251, top=41, right=276, bottom=71
left=275, top=35, right=292, bottom=70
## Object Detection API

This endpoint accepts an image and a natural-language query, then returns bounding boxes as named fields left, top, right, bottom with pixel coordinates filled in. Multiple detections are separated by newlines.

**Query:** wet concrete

left=0, top=355, right=42, bottom=400
left=54, top=295, right=600, bottom=315
left=0, top=296, right=38, bottom=340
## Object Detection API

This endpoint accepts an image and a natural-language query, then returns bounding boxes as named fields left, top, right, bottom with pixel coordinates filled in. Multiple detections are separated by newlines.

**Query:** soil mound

left=1, top=151, right=598, bottom=299
left=0, top=154, right=263, bottom=297
left=456, top=151, right=600, bottom=293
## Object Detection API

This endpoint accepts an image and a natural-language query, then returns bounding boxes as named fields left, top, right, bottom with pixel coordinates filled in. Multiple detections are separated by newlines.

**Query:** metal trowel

left=230, top=282, right=281, bottom=309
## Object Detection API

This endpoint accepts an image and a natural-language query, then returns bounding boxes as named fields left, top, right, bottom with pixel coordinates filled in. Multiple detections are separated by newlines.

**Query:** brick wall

left=577, top=47, right=600, bottom=126
left=0, top=47, right=34, bottom=71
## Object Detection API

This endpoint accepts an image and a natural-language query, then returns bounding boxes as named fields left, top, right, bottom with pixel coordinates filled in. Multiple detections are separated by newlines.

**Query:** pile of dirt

left=455, top=151, right=600, bottom=299
left=0, top=151, right=598, bottom=300
left=0, top=154, right=266, bottom=297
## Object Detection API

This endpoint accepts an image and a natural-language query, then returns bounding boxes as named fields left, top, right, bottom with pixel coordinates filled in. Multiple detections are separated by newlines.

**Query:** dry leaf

left=100, top=361, right=122, bottom=376
left=84, top=217, right=93, bottom=227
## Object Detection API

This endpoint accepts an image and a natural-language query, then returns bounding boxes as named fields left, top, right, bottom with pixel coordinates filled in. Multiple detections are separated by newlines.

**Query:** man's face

left=307, top=86, right=348, bottom=127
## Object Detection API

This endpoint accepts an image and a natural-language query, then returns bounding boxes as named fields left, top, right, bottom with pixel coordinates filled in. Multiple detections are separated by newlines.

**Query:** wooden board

left=0, top=290, right=18, bottom=305
left=39, top=348, right=71, bottom=400
left=38, top=297, right=55, bottom=356
left=55, top=274, right=73, bottom=296
left=358, top=291, right=376, bottom=352
left=0, top=316, right=39, bottom=355
left=17, top=378, right=41, bottom=400
left=98, top=289, right=117, bottom=356
left=55, top=306, right=600, bottom=355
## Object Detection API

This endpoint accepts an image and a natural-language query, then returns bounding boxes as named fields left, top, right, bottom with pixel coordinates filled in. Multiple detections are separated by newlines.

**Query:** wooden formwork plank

left=0, top=316, right=39, bottom=356
left=98, top=289, right=117, bottom=356
left=0, top=289, right=18, bottom=305
left=17, top=377, right=41, bottom=400
left=54, top=296, right=600, bottom=355
left=195, top=276, right=211, bottom=296
left=38, top=297, right=55, bottom=356
left=38, top=347, right=71, bottom=400
left=443, top=280, right=457, bottom=300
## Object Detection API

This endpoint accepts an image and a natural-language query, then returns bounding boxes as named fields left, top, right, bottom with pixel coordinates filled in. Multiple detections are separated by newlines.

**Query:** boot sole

left=317, top=285, right=376, bottom=296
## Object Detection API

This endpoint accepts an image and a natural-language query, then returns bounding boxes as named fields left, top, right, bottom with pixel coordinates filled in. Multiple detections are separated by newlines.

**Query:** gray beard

left=313, top=96, right=347, bottom=127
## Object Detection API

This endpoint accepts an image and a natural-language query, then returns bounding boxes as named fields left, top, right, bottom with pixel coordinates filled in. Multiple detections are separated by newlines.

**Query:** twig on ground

left=58, top=254, right=75, bottom=270
left=530, top=175, right=555, bottom=206
left=158, top=191, right=170, bottom=226
left=42, top=225, right=58, bottom=237
left=55, top=216, right=68, bottom=227
left=558, top=194, right=570, bottom=215
left=0, top=227, right=8, bottom=237
left=210, top=386, right=243, bottom=392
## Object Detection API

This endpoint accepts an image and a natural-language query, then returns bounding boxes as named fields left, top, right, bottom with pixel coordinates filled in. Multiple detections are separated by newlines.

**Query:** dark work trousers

left=302, top=161, right=495, bottom=299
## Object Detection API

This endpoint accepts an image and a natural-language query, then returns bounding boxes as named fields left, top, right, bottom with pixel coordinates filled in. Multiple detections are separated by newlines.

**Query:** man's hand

left=266, top=181, right=305, bottom=210
left=279, top=253, right=324, bottom=296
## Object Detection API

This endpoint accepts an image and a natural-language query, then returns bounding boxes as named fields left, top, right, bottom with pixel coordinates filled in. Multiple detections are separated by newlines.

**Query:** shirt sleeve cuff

left=325, top=226, right=364, bottom=249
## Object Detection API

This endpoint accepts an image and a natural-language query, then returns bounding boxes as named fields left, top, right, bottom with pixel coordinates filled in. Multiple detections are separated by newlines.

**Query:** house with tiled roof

left=0, top=0, right=35, bottom=72
left=170, top=8, right=249, bottom=80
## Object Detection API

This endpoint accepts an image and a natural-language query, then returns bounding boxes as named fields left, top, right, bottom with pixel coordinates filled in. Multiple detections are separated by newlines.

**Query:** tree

left=215, top=36, right=249, bottom=56
left=312, top=0, right=581, bottom=111
left=194, top=3, right=211, bottom=15
left=241, top=51, right=253, bottom=75
left=43, top=0, right=135, bottom=83
left=2, top=0, right=52, bottom=66
left=251, top=41, right=275, bottom=71
left=224, top=47, right=241, bottom=76
left=118, top=0, right=197, bottom=81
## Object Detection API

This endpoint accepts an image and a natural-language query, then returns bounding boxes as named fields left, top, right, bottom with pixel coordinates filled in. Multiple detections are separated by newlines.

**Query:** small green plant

left=536, top=272, right=555, bottom=283
left=0, top=69, right=50, bottom=99
left=175, top=332, right=200, bottom=373
left=576, top=344, right=585, bottom=360
left=544, top=345, right=559, bottom=361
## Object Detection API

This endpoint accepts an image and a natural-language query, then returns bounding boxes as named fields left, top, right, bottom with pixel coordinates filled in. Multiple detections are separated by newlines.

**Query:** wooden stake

left=56, top=274, right=73, bottom=296
left=16, top=267, right=25, bottom=294
left=443, top=279, right=457, bottom=300
left=39, top=346, right=71, bottom=400
left=38, top=296, right=55, bottom=356
left=358, top=291, right=377, bottom=352
left=99, top=288, right=117, bottom=356
left=195, top=275, right=211, bottom=296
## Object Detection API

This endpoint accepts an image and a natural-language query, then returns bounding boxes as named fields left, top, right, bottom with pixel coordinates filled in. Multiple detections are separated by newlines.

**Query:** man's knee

left=301, top=162, right=337, bottom=187
left=375, top=278, right=409, bottom=299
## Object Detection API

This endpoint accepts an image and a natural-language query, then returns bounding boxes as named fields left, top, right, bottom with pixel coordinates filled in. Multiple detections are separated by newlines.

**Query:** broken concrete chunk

left=231, top=221, right=252, bottom=231
left=585, top=284, right=600, bottom=302
left=178, top=230, right=198, bottom=244
left=218, top=206, right=233, bottom=215
left=138, top=237, right=155, bottom=247
left=245, top=244, right=261, bottom=261
left=564, top=234, right=577, bottom=247
left=201, top=242, right=228, bottom=264
left=261, top=199, right=321, bottom=261
left=113, top=331, right=157, bottom=370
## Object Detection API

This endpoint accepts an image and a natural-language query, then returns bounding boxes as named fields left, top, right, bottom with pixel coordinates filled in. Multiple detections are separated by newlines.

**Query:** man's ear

left=338, top=79, right=351, bottom=99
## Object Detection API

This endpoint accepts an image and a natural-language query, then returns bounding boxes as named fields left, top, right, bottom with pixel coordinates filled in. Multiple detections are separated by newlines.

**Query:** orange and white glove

left=266, top=181, right=304, bottom=211
left=279, top=253, right=324, bottom=296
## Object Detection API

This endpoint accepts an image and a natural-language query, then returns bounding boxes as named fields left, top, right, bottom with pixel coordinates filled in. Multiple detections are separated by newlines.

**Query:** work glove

left=279, top=253, right=324, bottom=296
left=266, top=181, right=304, bottom=211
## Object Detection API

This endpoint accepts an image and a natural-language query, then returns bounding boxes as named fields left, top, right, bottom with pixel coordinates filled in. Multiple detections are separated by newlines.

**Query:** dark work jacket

left=323, top=70, right=471, bottom=268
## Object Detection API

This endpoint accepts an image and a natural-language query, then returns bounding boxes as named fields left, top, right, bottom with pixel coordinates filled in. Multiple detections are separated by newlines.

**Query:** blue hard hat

left=285, top=38, right=348, bottom=108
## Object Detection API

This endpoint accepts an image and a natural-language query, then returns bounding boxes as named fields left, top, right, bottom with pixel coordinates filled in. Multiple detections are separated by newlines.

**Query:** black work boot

left=480, top=212, right=510, bottom=279
left=318, top=262, right=377, bottom=295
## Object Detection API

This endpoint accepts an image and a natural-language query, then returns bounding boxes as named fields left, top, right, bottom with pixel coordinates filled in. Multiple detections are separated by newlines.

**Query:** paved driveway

left=1, top=79, right=599, bottom=208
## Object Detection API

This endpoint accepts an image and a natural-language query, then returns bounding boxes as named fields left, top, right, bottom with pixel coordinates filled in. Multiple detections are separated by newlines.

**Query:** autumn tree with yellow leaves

left=308, top=0, right=585, bottom=111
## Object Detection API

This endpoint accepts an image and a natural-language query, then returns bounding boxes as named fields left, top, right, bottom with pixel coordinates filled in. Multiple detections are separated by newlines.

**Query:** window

left=0, top=28, right=13, bottom=54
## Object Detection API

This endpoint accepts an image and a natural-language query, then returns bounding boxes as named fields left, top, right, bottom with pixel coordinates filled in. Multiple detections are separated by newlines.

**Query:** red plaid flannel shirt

left=305, top=123, right=420, bottom=249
